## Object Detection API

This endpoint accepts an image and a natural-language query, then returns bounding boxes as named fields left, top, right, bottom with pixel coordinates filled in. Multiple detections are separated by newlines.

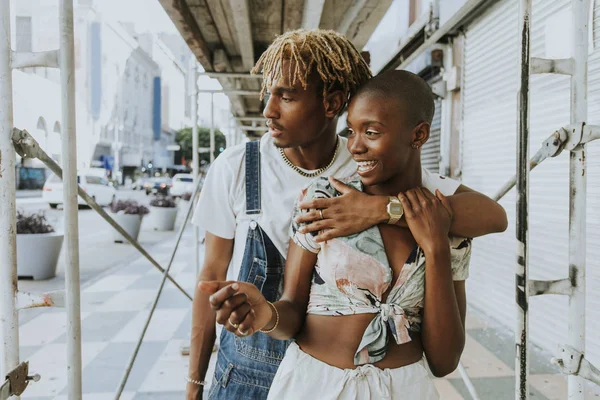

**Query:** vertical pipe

left=568, top=1, right=589, bottom=398
left=59, top=1, right=83, bottom=397
left=191, top=61, right=200, bottom=277
left=515, top=0, right=532, bottom=399
left=210, top=93, right=215, bottom=163
left=0, top=0, right=20, bottom=392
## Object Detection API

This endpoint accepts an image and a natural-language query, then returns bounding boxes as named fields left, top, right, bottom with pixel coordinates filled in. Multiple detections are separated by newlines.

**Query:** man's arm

left=187, top=233, right=233, bottom=400
left=296, top=178, right=507, bottom=241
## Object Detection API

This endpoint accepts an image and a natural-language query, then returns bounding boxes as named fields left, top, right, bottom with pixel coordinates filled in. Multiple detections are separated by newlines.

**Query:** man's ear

left=323, top=90, right=345, bottom=118
left=412, top=122, right=431, bottom=148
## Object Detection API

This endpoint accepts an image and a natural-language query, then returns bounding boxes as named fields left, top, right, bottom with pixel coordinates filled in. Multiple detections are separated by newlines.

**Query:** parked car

left=145, top=177, right=172, bottom=196
left=42, top=173, right=116, bottom=209
left=133, top=177, right=150, bottom=190
left=169, top=174, right=195, bottom=198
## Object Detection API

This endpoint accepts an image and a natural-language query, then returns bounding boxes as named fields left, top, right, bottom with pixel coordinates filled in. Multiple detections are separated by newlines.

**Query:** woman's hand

left=198, top=281, right=273, bottom=337
left=398, top=188, right=453, bottom=254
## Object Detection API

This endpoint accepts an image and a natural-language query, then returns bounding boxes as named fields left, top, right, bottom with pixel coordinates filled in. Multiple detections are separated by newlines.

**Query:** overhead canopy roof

left=158, top=0, right=392, bottom=137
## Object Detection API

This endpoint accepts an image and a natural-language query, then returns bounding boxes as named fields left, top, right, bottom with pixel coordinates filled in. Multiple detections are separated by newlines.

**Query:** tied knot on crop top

left=290, top=175, right=472, bottom=365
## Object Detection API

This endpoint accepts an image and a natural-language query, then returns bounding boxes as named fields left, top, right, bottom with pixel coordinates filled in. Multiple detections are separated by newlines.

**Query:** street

left=16, top=188, right=193, bottom=298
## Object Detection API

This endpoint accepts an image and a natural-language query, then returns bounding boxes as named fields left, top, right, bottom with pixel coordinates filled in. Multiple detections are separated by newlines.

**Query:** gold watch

left=386, top=196, right=404, bottom=225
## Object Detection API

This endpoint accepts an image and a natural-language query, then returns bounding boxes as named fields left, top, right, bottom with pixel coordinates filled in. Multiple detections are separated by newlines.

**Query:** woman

left=200, top=70, right=473, bottom=399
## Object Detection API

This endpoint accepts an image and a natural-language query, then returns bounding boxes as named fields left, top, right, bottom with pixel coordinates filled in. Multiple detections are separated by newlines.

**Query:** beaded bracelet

left=259, top=301, right=279, bottom=333
left=185, top=376, right=208, bottom=386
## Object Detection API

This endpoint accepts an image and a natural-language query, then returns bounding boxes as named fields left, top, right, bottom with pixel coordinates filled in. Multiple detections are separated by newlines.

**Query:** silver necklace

left=279, top=136, right=340, bottom=178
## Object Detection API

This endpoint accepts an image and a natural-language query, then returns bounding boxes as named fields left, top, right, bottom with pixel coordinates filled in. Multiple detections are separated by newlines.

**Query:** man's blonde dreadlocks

left=251, top=29, right=372, bottom=105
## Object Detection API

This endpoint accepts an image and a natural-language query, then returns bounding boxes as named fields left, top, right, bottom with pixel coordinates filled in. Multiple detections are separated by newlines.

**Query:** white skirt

left=267, top=342, right=440, bottom=400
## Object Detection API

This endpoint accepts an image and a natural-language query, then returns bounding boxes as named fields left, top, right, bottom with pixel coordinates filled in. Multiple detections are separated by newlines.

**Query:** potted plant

left=110, top=200, right=149, bottom=243
left=16, top=210, right=63, bottom=280
left=147, top=196, right=178, bottom=231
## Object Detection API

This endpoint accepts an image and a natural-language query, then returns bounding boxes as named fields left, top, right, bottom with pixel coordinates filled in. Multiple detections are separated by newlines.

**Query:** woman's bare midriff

left=294, top=225, right=422, bottom=370
left=295, top=313, right=423, bottom=370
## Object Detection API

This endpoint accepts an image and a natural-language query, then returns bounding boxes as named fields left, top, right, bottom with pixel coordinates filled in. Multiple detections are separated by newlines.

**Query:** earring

left=412, top=143, right=419, bottom=149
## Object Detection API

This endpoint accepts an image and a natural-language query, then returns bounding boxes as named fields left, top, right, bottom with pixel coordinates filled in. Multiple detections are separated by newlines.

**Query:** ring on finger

left=319, top=209, right=324, bottom=220
left=229, top=318, right=239, bottom=329
left=238, top=328, right=249, bottom=336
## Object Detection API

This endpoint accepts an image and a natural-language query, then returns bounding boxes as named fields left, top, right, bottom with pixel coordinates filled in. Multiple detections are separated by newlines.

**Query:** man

left=187, top=29, right=507, bottom=400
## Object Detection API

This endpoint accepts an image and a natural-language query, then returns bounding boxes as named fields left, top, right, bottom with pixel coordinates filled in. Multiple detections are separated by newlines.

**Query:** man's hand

left=198, top=281, right=272, bottom=337
left=296, top=177, right=388, bottom=242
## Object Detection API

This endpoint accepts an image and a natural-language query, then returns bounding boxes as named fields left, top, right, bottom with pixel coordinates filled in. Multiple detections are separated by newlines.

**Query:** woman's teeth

left=357, top=161, right=377, bottom=172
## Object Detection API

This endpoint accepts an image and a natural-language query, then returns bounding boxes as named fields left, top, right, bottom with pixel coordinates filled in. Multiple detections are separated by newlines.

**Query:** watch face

left=390, top=203, right=403, bottom=215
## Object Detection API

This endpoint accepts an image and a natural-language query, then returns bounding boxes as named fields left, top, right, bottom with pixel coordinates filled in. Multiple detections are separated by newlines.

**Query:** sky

left=94, top=0, right=178, bottom=35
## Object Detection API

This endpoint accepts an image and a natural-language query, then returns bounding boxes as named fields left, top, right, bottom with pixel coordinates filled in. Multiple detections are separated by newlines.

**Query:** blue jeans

left=208, top=223, right=289, bottom=399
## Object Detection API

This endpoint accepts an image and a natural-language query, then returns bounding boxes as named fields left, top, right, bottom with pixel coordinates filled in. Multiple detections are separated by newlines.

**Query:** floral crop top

left=290, top=174, right=472, bottom=365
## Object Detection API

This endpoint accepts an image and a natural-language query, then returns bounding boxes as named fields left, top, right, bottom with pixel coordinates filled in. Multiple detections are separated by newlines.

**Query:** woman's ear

left=412, top=122, right=431, bottom=148
left=323, top=90, right=345, bottom=118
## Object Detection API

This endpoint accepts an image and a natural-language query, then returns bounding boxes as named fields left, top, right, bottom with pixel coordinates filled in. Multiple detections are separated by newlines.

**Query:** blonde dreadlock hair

left=251, top=29, right=372, bottom=108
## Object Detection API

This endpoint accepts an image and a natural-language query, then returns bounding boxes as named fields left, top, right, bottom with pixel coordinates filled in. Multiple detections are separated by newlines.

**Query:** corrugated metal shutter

left=462, top=0, right=600, bottom=364
left=421, top=99, right=441, bottom=173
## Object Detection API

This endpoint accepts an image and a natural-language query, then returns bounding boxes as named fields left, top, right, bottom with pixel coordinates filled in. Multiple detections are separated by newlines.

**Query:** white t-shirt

left=192, top=133, right=461, bottom=282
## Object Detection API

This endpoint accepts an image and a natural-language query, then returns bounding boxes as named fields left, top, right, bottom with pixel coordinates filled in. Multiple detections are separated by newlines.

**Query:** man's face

left=262, top=61, right=330, bottom=148
left=346, top=92, right=420, bottom=187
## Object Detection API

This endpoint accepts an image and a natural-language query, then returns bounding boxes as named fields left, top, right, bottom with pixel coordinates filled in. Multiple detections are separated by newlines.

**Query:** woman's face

left=346, top=92, right=427, bottom=188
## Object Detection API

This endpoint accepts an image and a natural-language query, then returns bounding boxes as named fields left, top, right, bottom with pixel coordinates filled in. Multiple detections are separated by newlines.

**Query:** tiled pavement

left=13, top=226, right=600, bottom=399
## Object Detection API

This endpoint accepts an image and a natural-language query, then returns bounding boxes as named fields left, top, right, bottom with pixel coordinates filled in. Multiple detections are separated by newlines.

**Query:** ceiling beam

left=228, top=0, right=255, bottom=71
left=301, top=0, right=326, bottom=29
left=337, top=0, right=368, bottom=35
left=341, top=0, right=394, bottom=49
left=283, top=0, right=305, bottom=32
left=157, top=0, right=213, bottom=69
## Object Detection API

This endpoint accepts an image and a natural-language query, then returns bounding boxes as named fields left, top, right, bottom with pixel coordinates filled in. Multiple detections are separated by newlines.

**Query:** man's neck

left=282, top=131, right=339, bottom=171
left=364, top=162, right=423, bottom=197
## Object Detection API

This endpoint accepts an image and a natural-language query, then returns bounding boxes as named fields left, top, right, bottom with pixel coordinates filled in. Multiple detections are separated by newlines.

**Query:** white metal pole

left=191, top=61, right=200, bottom=277
left=210, top=93, right=215, bottom=163
left=0, top=0, right=20, bottom=389
left=516, top=0, right=532, bottom=399
left=59, top=0, right=83, bottom=397
left=568, top=0, right=589, bottom=398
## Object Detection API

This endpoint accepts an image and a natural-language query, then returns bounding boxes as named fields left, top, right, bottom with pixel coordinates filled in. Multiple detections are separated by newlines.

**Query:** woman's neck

left=363, top=164, right=422, bottom=197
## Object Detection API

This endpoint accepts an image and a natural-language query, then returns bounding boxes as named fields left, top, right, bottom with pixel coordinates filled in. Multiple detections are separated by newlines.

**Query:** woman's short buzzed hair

left=355, top=70, right=435, bottom=127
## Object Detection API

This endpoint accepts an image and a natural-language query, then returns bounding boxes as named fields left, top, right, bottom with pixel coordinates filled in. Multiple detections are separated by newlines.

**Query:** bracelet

left=259, top=301, right=279, bottom=333
left=185, top=376, right=208, bottom=386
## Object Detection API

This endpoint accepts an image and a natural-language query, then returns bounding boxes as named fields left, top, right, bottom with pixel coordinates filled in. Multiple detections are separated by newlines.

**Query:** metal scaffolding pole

left=0, top=1, right=20, bottom=395
left=191, top=61, right=200, bottom=276
left=515, top=0, right=532, bottom=398
left=210, top=93, right=215, bottom=163
left=59, top=0, right=83, bottom=396
left=567, top=0, right=589, bottom=397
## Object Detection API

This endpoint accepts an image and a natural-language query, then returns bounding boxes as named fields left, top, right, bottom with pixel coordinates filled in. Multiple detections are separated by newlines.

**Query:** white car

left=43, top=173, right=116, bottom=209
left=169, top=173, right=195, bottom=197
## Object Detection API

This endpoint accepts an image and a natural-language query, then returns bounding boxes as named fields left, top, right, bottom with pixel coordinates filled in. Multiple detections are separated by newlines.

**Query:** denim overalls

left=208, top=141, right=290, bottom=399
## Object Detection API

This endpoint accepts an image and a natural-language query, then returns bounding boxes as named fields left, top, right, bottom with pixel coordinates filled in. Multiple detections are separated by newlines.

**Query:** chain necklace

left=279, top=136, right=340, bottom=178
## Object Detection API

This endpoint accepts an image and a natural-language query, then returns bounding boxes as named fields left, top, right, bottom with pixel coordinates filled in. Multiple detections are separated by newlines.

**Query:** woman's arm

left=420, top=249, right=466, bottom=377
left=398, top=188, right=467, bottom=377
left=257, top=241, right=317, bottom=340
left=198, top=240, right=317, bottom=340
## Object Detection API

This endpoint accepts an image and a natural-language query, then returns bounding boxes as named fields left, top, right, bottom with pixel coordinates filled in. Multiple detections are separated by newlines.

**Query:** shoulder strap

left=245, top=140, right=261, bottom=215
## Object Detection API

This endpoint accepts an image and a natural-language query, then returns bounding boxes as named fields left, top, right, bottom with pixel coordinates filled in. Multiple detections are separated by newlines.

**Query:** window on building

left=16, top=16, right=32, bottom=52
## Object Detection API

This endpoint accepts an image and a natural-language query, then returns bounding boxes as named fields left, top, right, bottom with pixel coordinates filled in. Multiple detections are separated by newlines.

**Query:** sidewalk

left=15, top=225, right=600, bottom=399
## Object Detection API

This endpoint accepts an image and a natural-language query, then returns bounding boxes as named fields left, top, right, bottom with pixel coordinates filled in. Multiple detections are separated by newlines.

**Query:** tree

left=175, top=126, right=227, bottom=166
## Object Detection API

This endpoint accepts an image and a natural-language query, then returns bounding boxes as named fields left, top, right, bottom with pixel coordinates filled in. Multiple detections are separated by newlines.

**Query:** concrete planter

left=112, top=213, right=144, bottom=243
left=147, top=206, right=178, bottom=231
left=17, top=232, right=64, bottom=280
